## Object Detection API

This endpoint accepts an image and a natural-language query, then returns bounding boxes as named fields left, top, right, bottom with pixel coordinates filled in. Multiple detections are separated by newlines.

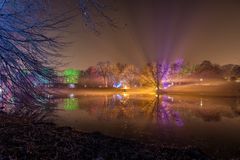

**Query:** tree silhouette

left=141, top=62, right=170, bottom=91
left=0, top=0, right=110, bottom=111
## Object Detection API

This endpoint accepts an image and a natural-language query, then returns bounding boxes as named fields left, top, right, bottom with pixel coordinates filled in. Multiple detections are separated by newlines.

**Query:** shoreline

left=52, top=82, right=240, bottom=98
left=0, top=120, right=210, bottom=160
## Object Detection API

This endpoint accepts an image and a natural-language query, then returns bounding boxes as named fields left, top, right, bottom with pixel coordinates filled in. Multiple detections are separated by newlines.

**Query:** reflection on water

left=64, top=98, right=79, bottom=110
left=58, top=94, right=240, bottom=126
left=157, top=95, right=184, bottom=127
left=56, top=94, right=240, bottom=157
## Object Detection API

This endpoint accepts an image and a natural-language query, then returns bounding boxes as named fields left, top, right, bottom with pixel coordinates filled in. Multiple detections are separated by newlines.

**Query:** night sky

left=60, top=0, right=240, bottom=69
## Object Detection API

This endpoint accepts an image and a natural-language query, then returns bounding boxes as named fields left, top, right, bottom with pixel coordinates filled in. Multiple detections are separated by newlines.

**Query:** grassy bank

left=164, top=82, right=240, bottom=97
left=53, top=82, right=240, bottom=98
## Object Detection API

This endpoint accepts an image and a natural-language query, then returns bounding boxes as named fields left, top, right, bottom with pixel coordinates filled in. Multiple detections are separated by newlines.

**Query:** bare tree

left=121, top=64, right=140, bottom=87
left=97, top=61, right=112, bottom=87
left=0, top=0, right=112, bottom=111
left=141, top=62, right=170, bottom=91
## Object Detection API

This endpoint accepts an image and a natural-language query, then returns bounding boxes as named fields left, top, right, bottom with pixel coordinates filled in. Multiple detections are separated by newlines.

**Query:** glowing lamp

left=68, top=84, right=75, bottom=88
left=123, top=85, right=129, bottom=89
left=69, top=93, right=75, bottom=98
left=113, top=82, right=122, bottom=88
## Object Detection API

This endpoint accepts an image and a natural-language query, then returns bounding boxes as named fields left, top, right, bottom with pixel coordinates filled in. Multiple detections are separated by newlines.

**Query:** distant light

left=47, top=94, right=53, bottom=98
left=69, top=93, right=75, bottom=98
left=123, top=85, right=129, bottom=90
left=200, top=78, right=203, bottom=82
left=68, top=84, right=75, bottom=88
left=113, top=82, right=122, bottom=88
left=0, top=88, right=3, bottom=94
left=84, top=84, right=87, bottom=88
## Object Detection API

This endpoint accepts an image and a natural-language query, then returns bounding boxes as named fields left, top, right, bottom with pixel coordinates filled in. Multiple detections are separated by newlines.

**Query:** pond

left=54, top=93, right=240, bottom=158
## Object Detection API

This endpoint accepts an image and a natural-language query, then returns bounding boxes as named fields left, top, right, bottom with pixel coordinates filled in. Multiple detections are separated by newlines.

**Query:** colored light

left=64, top=98, right=79, bottom=110
left=123, top=92, right=128, bottom=97
left=123, top=85, right=129, bottom=89
left=69, top=93, right=75, bottom=98
left=69, top=84, right=76, bottom=88
left=115, top=94, right=123, bottom=100
left=113, top=82, right=122, bottom=88
left=200, top=98, right=203, bottom=107
left=63, top=69, right=80, bottom=84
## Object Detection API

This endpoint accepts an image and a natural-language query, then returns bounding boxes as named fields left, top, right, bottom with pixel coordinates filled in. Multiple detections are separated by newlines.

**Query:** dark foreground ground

left=0, top=121, right=211, bottom=160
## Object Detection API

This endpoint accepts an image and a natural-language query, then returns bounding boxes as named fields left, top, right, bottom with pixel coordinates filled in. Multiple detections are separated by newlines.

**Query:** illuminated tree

left=121, top=64, right=140, bottom=87
left=0, top=0, right=111, bottom=110
left=140, top=59, right=184, bottom=90
left=97, top=61, right=112, bottom=87
left=0, top=0, right=62, bottom=109
left=141, top=62, right=170, bottom=91
left=63, top=69, right=80, bottom=84
left=111, top=63, right=126, bottom=82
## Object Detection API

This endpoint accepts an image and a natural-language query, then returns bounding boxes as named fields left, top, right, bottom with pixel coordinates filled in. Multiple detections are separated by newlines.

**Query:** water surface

left=55, top=93, right=240, bottom=158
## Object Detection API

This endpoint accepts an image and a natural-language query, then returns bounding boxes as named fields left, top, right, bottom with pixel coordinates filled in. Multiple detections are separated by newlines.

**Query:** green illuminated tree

left=63, top=69, right=80, bottom=84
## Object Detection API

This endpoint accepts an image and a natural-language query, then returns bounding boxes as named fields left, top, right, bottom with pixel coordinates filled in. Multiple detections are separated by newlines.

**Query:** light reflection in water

left=200, top=98, right=203, bottom=107
left=56, top=94, right=240, bottom=157
left=156, top=95, right=184, bottom=127
left=99, top=93, right=184, bottom=127
left=58, top=94, right=240, bottom=126
left=64, top=98, right=79, bottom=110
